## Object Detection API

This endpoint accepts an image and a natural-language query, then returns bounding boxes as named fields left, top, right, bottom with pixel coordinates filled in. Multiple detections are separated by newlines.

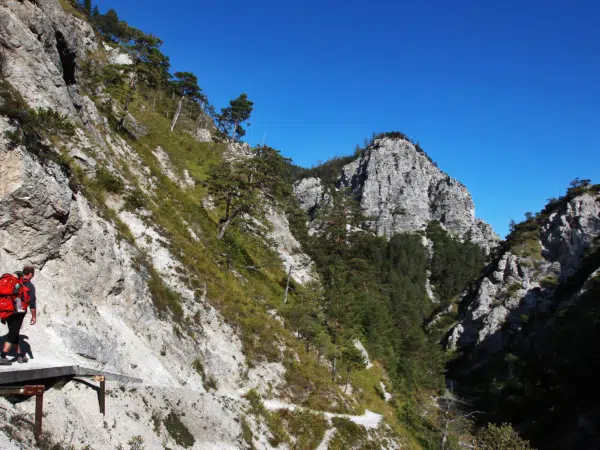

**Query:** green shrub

left=123, top=189, right=146, bottom=210
left=506, top=282, right=522, bottom=298
left=95, top=166, right=124, bottom=193
left=476, top=423, right=533, bottom=450
left=329, top=417, right=377, bottom=450
left=192, top=357, right=218, bottom=391
left=241, top=417, right=254, bottom=447
left=244, top=389, right=265, bottom=416
left=540, top=275, right=558, bottom=289
left=127, top=435, right=145, bottom=450
left=163, top=412, right=195, bottom=448
left=278, top=409, right=328, bottom=450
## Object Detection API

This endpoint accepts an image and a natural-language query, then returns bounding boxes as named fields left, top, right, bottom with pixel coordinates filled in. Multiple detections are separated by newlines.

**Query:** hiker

left=0, top=266, right=37, bottom=365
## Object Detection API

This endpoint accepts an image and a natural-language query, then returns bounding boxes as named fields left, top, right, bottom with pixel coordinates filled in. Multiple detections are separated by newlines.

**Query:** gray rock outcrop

left=448, top=192, right=600, bottom=355
left=294, top=138, right=499, bottom=251
left=122, top=112, right=149, bottom=139
left=0, top=0, right=96, bottom=118
left=265, top=207, right=317, bottom=284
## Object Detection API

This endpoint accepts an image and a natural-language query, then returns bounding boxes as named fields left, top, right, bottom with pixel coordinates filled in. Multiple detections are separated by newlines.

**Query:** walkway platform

left=0, top=357, right=142, bottom=440
left=0, top=358, right=142, bottom=385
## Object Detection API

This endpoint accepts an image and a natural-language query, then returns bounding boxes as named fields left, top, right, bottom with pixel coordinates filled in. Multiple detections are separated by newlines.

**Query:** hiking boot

left=0, top=357, right=12, bottom=366
left=17, top=356, right=28, bottom=363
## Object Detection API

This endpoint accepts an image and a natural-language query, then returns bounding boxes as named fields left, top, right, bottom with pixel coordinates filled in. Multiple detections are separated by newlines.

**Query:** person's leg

left=11, top=315, right=27, bottom=363
left=0, top=316, right=19, bottom=364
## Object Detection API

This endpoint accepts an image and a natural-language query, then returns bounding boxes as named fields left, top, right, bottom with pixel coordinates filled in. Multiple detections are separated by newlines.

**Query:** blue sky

left=95, top=0, right=599, bottom=237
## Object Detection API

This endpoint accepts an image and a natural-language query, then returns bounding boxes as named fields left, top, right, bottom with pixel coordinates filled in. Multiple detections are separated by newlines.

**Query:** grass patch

left=506, top=282, right=522, bottom=298
left=95, top=166, right=124, bottom=193
left=329, top=417, right=377, bottom=450
left=244, top=389, right=290, bottom=447
left=540, top=275, right=558, bottom=289
left=192, top=357, right=218, bottom=391
left=163, top=411, right=195, bottom=448
left=278, top=409, right=328, bottom=450
left=147, top=265, right=183, bottom=321
left=57, top=0, right=88, bottom=20
left=241, top=416, right=254, bottom=447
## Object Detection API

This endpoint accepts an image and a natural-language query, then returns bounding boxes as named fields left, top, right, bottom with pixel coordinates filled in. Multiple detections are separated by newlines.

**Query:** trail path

left=263, top=398, right=383, bottom=429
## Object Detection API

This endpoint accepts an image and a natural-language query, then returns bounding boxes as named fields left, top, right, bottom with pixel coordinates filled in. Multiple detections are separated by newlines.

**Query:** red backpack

left=0, top=273, right=23, bottom=319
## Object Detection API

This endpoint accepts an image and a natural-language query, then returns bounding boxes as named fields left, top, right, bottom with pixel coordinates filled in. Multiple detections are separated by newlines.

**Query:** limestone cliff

left=294, top=137, right=498, bottom=252
left=446, top=186, right=600, bottom=449
left=448, top=190, right=600, bottom=354
left=0, top=1, right=398, bottom=448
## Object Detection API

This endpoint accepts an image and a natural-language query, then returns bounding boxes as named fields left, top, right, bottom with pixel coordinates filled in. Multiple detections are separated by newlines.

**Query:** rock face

left=294, top=138, right=498, bottom=251
left=0, top=0, right=96, bottom=119
left=446, top=190, right=600, bottom=450
left=448, top=192, right=600, bottom=355
left=265, top=207, right=316, bottom=284
left=0, top=123, right=266, bottom=444
left=293, top=177, right=329, bottom=216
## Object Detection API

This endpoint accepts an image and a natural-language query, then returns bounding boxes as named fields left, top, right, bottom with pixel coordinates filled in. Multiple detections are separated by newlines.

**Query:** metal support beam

left=35, top=389, right=43, bottom=440
left=0, top=385, right=45, bottom=440
left=94, top=375, right=106, bottom=415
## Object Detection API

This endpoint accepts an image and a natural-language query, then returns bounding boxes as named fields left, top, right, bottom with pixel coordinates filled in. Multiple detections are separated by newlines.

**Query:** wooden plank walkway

left=0, top=356, right=142, bottom=385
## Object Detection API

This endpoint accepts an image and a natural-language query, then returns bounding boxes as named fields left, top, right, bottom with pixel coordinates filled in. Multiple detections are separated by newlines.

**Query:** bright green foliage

left=207, top=159, right=260, bottom=240
left=118, top=31, right=166, bottom=118
left=426, top=221, right=486, bottom=301
left=341, top=345, right=366, bottom=391
left=208, top=145, right=290, bottom=239
left=301, top=188, right=448, bottom=393
left=93, top=9, right=131, bottom=43
left=218, top=93, right=254, bottom=141
left=476, top=423, right=533, bottom=450
left=171, top=72, right=202, bottom=100
left=169, top=71, right=203, bottom=132
left=282, top=282, right=326, bottom=354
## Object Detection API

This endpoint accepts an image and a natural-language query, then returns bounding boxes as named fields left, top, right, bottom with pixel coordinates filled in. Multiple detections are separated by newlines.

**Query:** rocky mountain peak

left=294, top=136, right=499, bottom=251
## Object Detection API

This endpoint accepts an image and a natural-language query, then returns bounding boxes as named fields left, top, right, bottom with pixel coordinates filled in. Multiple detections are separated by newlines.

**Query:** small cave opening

left=55, top=31, right=77, bottom=86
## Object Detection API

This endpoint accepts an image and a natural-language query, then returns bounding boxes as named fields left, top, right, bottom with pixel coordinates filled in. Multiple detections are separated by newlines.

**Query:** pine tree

left=341, top=345, right=366, bottom=392
left=218, top=93, right=254, bottom=142
left=83, top=0, right=92, bottom=17
left=170, top=72, right=202, bottom=132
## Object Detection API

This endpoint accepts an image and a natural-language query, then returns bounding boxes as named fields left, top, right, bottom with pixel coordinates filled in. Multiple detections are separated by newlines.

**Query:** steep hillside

left=0, top=1, right=409, bottom=448
left=447, top=181, right=600, bottom=449
left=293, top=135, right=499, bottom=252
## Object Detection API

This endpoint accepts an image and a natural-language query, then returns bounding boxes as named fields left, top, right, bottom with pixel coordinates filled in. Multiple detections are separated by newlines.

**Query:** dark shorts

left=6, top=314, right=25, bottom=346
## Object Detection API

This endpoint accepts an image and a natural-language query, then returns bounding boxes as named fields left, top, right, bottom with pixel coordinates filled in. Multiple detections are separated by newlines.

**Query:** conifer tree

left=208, top=145, right=289, bottom=239
left=118, top=30, right=164, bottom=128
left=170, top=72, right=202, bottom=132
left=341, top=345, right=366, bottom=392
left=218, top=93, right=254, bottom=142
left=83, top=0, right=92, bottom=17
